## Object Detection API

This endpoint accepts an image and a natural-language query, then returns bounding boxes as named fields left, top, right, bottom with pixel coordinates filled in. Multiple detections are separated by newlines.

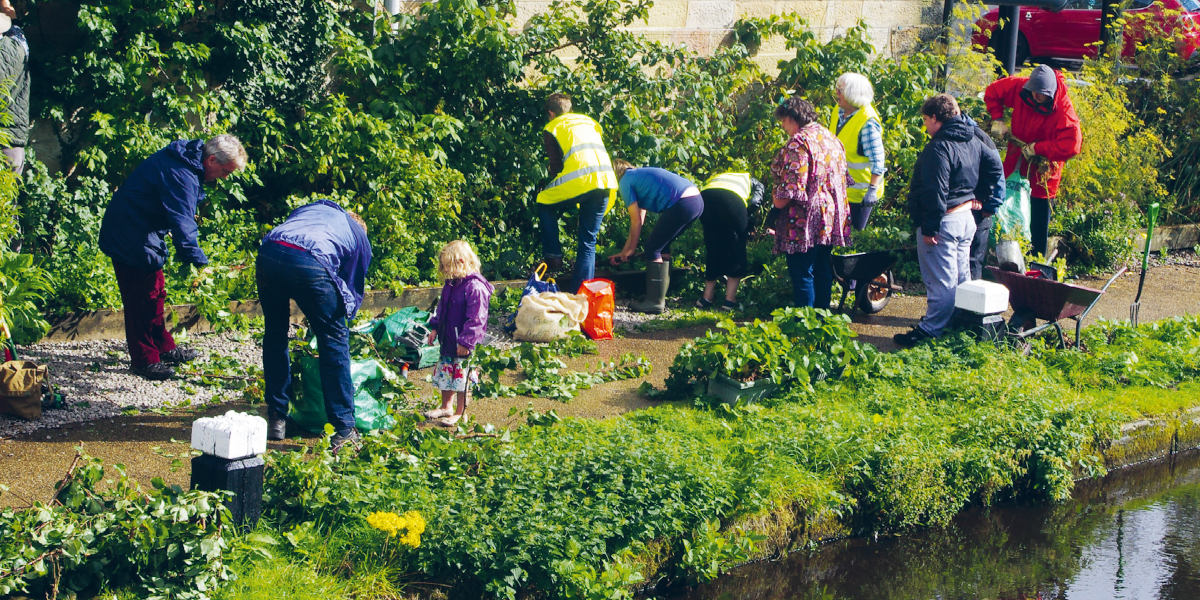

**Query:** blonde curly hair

left=437, top=240, right=481, bottom=280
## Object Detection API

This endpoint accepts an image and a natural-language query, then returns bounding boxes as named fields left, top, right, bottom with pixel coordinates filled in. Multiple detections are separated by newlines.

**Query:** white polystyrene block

left=191, top=410, right=268, bottom=459
left=954, top=279, right=1010, bottom=315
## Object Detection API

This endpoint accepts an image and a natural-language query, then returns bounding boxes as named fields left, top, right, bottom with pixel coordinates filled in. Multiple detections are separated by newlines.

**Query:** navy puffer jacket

left=99, top=140, right=210, bottom=270
left=907, top=116, right=1004, bottom=235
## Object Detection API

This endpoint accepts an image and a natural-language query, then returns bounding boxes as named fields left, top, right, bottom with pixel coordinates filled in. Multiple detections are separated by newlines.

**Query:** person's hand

left=922, top=234, right=938, bottom=246
left=970, top=199, right=983, bottom=211
left=1020, top=142, right=1038, bottom=162
left=608, top=250, right=633, bottom=266
left=990, top=120, right=1009, bottom=138
left=456, top=344, right=470, bottom=357
left=862, top=185, right=879, bottom=205
left=426, top=330, right=437, bottom=344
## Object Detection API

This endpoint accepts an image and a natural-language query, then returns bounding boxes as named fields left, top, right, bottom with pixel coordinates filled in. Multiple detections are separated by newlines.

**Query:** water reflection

left=669, top=450, right=1200, bottom=600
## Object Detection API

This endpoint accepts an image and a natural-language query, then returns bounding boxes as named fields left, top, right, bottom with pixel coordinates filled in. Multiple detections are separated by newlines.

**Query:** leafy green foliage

left=0, top=452, right=229, bottom=599
left=658, top=307, right=879, bottom=402
left=253, top=316, right=1200, bottom=598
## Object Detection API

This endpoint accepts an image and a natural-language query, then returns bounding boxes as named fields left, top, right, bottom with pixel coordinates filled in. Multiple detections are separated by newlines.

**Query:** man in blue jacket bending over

left=99, top=135, right=247, bottom=380
left=258, top=200, right=372, bottom=454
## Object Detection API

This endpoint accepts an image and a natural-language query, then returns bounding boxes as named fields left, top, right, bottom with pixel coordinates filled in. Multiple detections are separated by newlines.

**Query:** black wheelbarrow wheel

left=854, top=270, right=893, bottom=314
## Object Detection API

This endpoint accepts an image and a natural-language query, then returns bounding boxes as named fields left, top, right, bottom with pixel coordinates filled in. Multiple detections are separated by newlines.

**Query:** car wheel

left=991, top=31, right=1031, bottom=69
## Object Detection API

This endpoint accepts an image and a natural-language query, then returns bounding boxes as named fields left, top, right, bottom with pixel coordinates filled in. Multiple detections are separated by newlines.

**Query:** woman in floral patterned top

left=770, top=95, right=852, bottom=308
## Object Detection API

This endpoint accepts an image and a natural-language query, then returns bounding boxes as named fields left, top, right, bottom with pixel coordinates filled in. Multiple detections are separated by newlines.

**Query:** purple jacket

left=428, top=273, right=494, bottom=356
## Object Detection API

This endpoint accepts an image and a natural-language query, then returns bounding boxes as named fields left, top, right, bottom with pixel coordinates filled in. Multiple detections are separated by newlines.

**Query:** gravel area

left=1, top=305, right=667, bottom=440
left=1, top=330, right=264, bottom=440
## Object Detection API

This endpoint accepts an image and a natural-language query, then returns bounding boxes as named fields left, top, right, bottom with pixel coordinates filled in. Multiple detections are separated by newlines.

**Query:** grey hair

left=203, top=134, right=248, bottom=170
left=835, top=73, right=874, bottom=109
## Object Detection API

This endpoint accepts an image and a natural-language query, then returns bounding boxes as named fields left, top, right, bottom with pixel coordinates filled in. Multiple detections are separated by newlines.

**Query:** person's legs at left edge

left=257, top=243, right=296, bottom=440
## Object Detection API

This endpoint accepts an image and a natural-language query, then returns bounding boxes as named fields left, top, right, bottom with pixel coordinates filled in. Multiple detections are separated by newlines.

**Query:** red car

left=973, top=0, right=1200, bottom=65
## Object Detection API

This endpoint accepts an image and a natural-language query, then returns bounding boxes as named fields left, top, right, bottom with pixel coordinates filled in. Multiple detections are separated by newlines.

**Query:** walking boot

left=630, top=260, right=670, bottom=314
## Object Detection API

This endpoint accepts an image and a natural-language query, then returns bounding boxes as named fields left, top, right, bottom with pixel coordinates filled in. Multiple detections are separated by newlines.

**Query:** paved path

left=2, top=264, right=1197, bottom=507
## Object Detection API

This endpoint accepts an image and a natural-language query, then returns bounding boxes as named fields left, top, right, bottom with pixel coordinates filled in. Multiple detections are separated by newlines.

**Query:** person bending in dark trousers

left=258, top=200, right=372, bottom=455
left=985, top=65, right=1081, bottom=258
left=696, top=170, right=764, bottom=311
left=98, top=135, right=247, bottom=380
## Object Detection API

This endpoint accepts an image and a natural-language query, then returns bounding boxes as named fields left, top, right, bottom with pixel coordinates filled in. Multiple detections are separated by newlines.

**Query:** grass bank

left=5, top=316, right=1200, bottom=600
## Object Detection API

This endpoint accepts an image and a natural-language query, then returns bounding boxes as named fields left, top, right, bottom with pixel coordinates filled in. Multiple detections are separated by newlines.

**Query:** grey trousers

left=916, top=210, right=977, bottom=336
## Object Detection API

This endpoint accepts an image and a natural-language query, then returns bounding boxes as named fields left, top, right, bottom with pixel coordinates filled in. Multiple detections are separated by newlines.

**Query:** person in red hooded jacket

left=984, top=65, right=1082, bottom=258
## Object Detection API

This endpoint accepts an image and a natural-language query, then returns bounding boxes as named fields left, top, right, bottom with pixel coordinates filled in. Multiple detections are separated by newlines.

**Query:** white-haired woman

left=829, top=73, right=885, bottom=231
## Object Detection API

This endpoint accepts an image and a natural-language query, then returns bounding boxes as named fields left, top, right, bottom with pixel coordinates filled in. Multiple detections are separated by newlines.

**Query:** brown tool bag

left=0, top=360, right=48, bottom=420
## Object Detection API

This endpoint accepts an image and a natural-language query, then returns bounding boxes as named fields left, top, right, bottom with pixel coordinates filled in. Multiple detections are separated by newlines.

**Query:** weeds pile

left=473, top=333, right=651, bottom=402
left=0, top=453, right=229, bottom=599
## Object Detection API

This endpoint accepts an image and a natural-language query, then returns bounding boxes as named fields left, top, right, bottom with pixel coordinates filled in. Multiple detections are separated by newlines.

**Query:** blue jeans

left=257, top=242, right=355, bottom=435
left=786, top=245, right=833, bottom=308
left=916, top=210, right=977, bottom=336
left=538, top=188, right=608, bottom=289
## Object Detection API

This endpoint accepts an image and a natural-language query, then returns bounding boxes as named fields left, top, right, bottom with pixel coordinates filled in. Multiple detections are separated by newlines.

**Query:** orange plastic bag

left=578, top=278, right=615, bottom=341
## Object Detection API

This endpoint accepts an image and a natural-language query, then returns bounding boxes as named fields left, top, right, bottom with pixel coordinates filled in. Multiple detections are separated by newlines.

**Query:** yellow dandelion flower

left=401, top=511, right=427, bottom=535
left=367, top=511, right=404, bottom=537
left=1157, top=107, right=1168, bottom=115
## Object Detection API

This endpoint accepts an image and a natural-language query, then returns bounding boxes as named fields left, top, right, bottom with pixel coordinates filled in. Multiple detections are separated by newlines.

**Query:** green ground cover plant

left=227, top=315, right=1200, bottom=599
left=5, top=316, right=1200, bottom=599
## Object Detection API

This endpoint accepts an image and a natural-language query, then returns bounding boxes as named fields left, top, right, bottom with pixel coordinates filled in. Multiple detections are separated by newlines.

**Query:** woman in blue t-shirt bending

left=607, top=160, right=704, bottom=313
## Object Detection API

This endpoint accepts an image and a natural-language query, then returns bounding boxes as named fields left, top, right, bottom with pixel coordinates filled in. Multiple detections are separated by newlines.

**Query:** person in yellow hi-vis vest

left=828, top=73, right=886, bottom=231
left=695, top=169, right=763, bottom=311
left=536, top=93, right=618, bottom=291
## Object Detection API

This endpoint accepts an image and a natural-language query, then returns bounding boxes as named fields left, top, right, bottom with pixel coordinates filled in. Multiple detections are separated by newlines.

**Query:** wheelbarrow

left=985, top=266, right=1127, bottom=349
left=831, top=249, right=900, bottom=314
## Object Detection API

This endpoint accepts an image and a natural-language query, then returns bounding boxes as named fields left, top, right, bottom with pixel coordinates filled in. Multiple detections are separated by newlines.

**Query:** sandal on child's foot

left=694, top=297, right=714, bottom=309
left=424, top=407, right=454, bottom=419
left=439, top=414, right=465, bottom=427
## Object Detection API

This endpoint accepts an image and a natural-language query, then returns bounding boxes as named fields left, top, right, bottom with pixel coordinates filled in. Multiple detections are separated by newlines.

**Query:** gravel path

left=1, top=304, right=669, bottom=440
left=1, top=331, right=264, bottom=440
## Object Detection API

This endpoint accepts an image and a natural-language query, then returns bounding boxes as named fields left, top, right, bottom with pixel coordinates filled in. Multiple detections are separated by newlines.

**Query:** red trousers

left=112, top=261, right=176, bottom=367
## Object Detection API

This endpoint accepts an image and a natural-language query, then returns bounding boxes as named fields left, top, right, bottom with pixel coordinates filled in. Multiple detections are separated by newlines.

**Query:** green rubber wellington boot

left=630, top=260, right=670, bottom=314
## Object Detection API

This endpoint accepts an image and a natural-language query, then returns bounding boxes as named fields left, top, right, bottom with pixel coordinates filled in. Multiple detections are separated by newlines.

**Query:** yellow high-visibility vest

left=828, top=103, right=884, bottom=205
left=536, top=113, right=618, bottom=210
left=700, top=172, right=752, bottom=206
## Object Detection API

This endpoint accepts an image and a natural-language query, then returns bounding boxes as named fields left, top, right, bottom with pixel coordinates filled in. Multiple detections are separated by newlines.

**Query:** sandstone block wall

left=390, top=0, right=942, bottom=66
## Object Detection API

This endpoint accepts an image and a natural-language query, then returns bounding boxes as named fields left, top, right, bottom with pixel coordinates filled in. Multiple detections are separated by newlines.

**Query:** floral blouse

left=770, top=122, right=852, bottom=255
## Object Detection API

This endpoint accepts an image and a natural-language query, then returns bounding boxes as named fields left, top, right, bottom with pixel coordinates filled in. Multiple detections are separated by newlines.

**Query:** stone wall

left=390, top=0, right=942, bottom=65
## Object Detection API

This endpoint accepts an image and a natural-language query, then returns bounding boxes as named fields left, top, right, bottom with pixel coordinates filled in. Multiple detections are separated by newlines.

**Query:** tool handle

left=1140, top=203, right=1160, bottom=274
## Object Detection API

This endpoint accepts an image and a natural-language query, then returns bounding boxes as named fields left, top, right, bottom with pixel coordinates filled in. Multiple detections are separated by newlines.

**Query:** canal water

left=671, top=449, right=1200, bottom=600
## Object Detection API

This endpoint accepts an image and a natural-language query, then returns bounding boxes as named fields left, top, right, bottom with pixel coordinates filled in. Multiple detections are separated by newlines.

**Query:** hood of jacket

left=933, top=114, right=975, bottom=144
left=166, top=139, right=206, bottom=178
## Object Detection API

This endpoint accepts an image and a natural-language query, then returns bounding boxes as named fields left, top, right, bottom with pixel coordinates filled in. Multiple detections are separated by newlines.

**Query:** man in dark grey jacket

left=895, top=94, right=1004, bottom=347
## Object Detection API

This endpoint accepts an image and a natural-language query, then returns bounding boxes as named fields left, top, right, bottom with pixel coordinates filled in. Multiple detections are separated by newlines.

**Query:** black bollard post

left=189, top=411, right=267, bottom=532
left=190, top=454, right=264, bottom=531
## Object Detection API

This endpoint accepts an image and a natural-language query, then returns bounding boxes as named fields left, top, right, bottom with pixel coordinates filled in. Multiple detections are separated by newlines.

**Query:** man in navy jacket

left=98, top=135, right=247, bottom=379
left=258, top=200, right=372, bottom=454
left=895, top=95, right=1004, bottom=347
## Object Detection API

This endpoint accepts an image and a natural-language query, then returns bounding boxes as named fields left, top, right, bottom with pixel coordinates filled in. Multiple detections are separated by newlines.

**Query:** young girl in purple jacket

left=424, top=240, right=494, bottom=426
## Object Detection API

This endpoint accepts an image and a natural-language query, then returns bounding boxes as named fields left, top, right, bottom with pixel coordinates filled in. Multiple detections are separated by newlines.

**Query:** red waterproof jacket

left=984, top=68, right=1082, bottom=199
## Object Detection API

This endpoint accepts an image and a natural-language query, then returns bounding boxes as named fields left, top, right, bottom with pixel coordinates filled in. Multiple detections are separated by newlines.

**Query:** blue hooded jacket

left=262, top=200, right=373, bottom=319
left=99, top=139, right=210, bottom=270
